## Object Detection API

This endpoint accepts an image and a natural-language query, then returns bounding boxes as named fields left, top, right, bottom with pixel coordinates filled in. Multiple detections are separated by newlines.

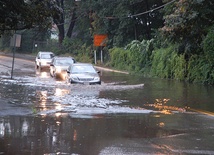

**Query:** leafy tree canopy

left=161, top=0, right=214, bottom=56
left=0, top=0, right=61, bottom=36
left=76, top=0, right=164, bottom=47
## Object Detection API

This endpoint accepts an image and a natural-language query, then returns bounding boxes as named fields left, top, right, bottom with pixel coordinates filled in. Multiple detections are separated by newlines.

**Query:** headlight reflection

left=38, top=91, right=48, bottom=111
left=144, top=98, right=186, bottom=114
left=40, top=72, right=49, bottom=78
left=55, top=88, right=70, bottom=96
left=36, top=71, right=49, bottom=78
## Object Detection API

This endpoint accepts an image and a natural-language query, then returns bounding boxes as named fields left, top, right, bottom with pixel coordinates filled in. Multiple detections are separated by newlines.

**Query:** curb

left=94, top=66, right=129, bottom=74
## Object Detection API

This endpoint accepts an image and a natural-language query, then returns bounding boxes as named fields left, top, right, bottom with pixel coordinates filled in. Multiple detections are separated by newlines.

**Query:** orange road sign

left=94, top=34, right=108, bottom=46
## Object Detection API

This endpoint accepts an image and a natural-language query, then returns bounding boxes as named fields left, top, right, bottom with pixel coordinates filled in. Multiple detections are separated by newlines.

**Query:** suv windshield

left=41, top=54, right=53, bottom=59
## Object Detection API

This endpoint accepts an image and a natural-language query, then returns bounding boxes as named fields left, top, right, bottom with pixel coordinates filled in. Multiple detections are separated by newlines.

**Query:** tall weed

left=151, top=45, right=186, bottom=79
left=187, top=55, right=214, bottom=84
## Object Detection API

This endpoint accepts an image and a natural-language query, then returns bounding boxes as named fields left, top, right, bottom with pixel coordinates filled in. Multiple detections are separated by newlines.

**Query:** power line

left=104, top=0, right=177, bottom=19
left=55, top=0, right=177, bottom=26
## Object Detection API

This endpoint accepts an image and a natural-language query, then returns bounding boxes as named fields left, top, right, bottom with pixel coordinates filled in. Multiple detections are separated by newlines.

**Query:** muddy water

left=1, top=69, right=214, bottom=154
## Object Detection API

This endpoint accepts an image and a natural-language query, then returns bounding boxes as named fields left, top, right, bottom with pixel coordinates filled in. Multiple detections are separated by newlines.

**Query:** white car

left=50, top=56, right=76, bottom=78
left=35, top=51, right=55, bottom=70
left=66, top=63, right=101, bottom=85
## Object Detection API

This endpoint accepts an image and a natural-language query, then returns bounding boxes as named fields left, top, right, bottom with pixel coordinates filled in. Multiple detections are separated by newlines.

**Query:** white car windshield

left=71, top=65, right=96, bottom=73
left=55, top=59, right=74, bottom=66
left=41, top=54, right=53, bottom=59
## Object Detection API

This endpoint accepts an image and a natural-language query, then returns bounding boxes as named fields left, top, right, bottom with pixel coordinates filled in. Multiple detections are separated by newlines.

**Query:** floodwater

left=1, top=68, right=214, bottom=154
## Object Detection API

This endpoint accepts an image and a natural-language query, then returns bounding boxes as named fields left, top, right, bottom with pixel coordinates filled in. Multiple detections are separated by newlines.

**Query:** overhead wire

left=54, top=0, right=177, bottom=26
left=104, top=0, right=177, bottom=19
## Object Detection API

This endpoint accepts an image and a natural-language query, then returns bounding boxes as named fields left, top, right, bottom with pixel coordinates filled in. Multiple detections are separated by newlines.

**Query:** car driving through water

left=66, top=63, right=101, bottom=85
left=50, top=56, right=76, bottom=79
left=35, top=51, right=55, bottom=70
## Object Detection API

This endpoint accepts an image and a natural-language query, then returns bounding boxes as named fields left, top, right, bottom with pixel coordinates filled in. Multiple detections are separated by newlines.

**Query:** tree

left=53, top=0, right=85, bottom=44
left=0, top=0, right=61, bottom=36
left=161, top=0, right=214, bottom=57
left=43, top=0, right=165, bottom=47
left=84, top=0, right=164, bottom=47
left=52, top=0, right=65, bottom=44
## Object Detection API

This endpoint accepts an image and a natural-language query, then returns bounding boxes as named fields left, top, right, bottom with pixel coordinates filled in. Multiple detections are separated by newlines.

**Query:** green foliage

left=61, top=37, right=93, bottom=63
left=203, top=25, right=214, bottom=64
left=150, top=44, right=186, bottom=80
left=0, top=0, right=60, bottom=36
left=125, top=39, right=154, bottom=72
left=85, top=0, right=164, bottom=47
left=62, top=37, right=82, bottom=55
left=185, top=25, right=214, bottom=84
left=187, top=55, right=214, bottom=84
left=161, top=0, right=214, bottom=55
left=19, top=28, right=51, bottom=53
left=109, top=39, right=154, bottom=74
left=47, top=39, right=60, bottom=54
left=0, top=33, right=11, bottom=51
left=75, top=45, right=93, bottom=63
left=109, top=47, right=130, bottom=71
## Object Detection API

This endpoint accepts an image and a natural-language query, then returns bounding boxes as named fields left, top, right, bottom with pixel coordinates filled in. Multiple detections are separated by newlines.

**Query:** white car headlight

left=56, top=67, right=61, bottom=73
left=71, top=76, right=79, bottom=81
left=94, top=77, right=100, bottom=81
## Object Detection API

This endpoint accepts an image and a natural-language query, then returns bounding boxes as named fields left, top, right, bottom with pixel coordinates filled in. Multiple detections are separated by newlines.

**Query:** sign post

left=10, top=34, right=21, bottom=79
left=94, top=50, right=97, bottom=64
left=93, top=34, right=107, bottom=64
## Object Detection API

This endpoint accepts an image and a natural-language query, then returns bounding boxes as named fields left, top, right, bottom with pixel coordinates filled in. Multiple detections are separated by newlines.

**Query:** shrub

left=187, top=55, right=214, bottom=84
left=150, top=44, right=186, bottom=80
left=203, top=25, right=214, bottom=64
left=109, top=47, right=130, bottom=71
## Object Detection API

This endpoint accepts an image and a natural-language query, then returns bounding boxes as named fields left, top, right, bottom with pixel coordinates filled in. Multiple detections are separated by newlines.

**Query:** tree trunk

left=53, top=0, right=65, bottom=44
left=57, top=24, right=65, bottom=44
left=66, top=8, right=77, bottom=38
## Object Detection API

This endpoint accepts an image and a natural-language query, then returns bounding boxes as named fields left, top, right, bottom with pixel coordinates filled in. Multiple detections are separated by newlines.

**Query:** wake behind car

left=50, top=56, right=76, bottom=78
left=66, top=63, right=101, bottom=85
left=35, top=51, right=55, bottom=70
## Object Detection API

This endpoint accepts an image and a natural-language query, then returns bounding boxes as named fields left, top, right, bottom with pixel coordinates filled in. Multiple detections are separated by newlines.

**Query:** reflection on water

left=144, top=98, right=187, bottom=114
left=36, top=70, right=49, bottom=78
left=54, top=88, right=69, bottom=97
left=1, top=113, right=214, bottom=154
left=0, top=114, right=190, bottom=154
left=38, top=90, right=48, bottom=106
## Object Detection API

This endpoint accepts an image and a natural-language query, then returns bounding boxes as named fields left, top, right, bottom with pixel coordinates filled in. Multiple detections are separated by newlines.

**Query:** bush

left=109, top=47, right=130, bottom=71
left=187, top=55, right=214, bottom=84
left=108, top=39, right=154, bottom=74
left=62, top=37, right=82, bottom=55
left=203, top=25, right=214, bottom=64
left=150, top=44, right=186, bottom=80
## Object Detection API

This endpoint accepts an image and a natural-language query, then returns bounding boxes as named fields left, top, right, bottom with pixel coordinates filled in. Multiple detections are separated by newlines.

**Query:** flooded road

left=1, top=55, right=214, bottom=154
